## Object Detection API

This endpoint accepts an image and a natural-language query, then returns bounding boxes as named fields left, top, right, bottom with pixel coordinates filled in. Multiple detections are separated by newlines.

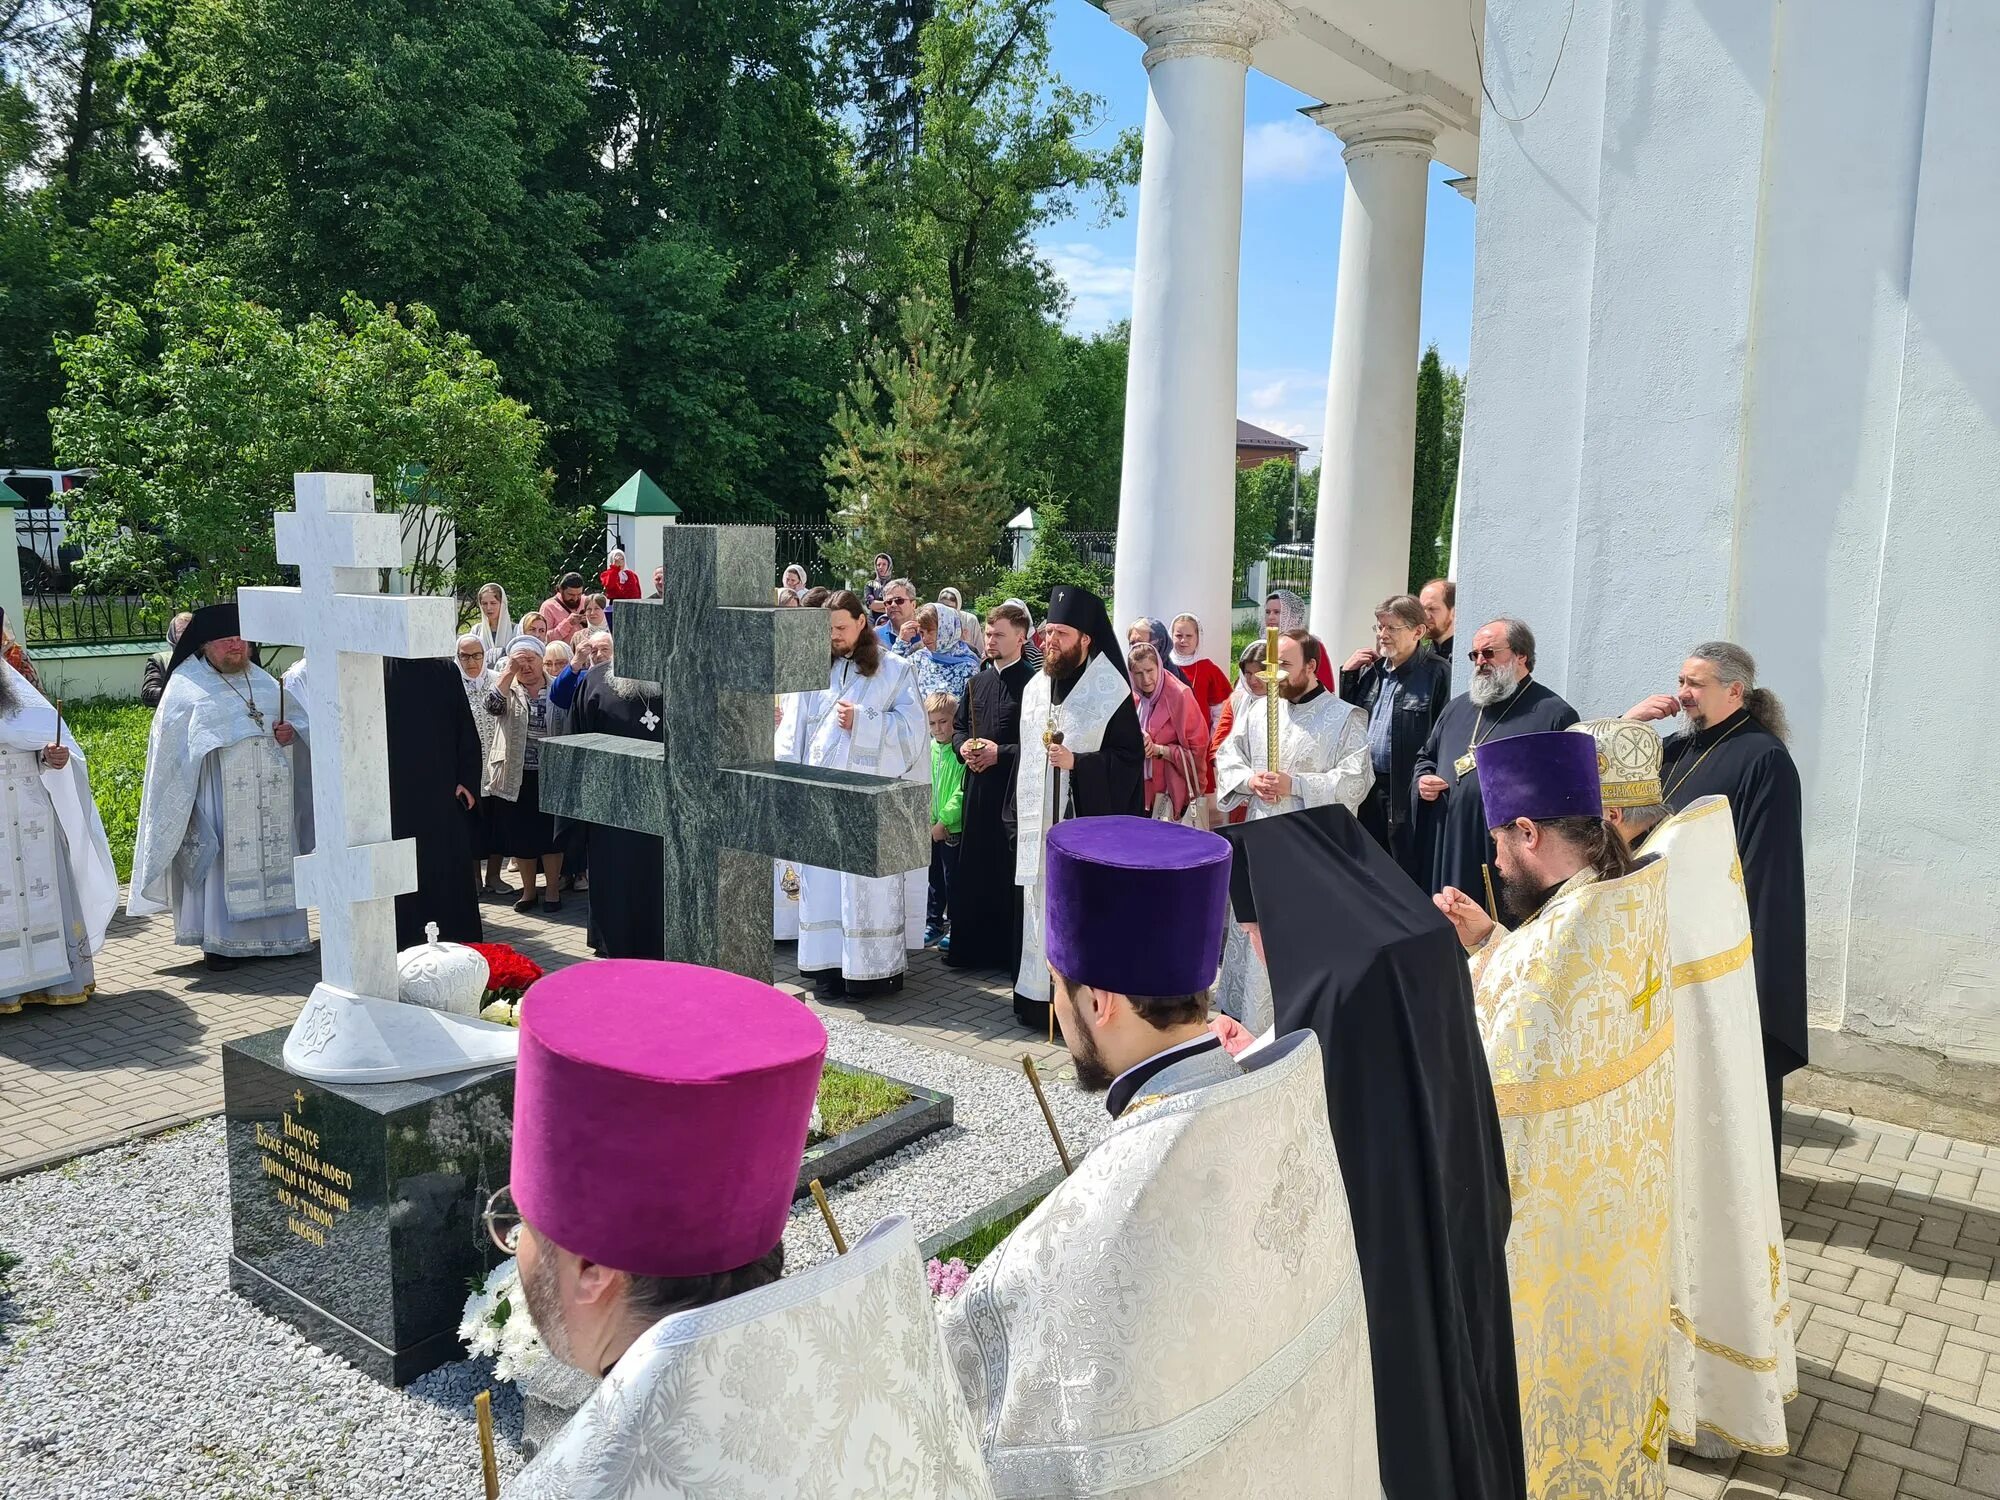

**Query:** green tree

left=1234, top=458, right=1291, bottom=593
left=51, top=254, right=554, bottom=610
left=1410, top=343, right=1457, bottom=589
left=972, top=496, right=1109, bottom=621
left=1436, top=365, right=1465, bottom=577
left=160, top=0, right=610, bottom=469
left=822, top=295, right=1007, bottom=598
left=1013, top=321, right=1127, bottom=530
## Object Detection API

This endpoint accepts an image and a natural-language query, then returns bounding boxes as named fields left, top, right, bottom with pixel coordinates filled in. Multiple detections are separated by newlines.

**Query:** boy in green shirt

left=926, top=691, right=965, bottom=949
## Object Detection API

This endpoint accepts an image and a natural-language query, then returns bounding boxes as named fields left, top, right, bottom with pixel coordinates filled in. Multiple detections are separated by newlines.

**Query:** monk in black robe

left=562, top=660, right=665, bottom=959
left=1413, top=618, right=1577, bottom=906
left=1220, top=804, right=1525, bottom=1500
left=946, top=604, right=1034, bottom=973
left=1012, top=583, right=1144, bottom=1030
left=1629, top=640, right=1807, bottom=1159
left=383, top=657, right=482, bottom=947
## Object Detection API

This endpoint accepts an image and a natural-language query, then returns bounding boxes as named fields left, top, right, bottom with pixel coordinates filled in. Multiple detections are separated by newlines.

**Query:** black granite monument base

left=796, top=1071, right=951, bottom=1196
left=222, top=1026, right=514, bottom=1387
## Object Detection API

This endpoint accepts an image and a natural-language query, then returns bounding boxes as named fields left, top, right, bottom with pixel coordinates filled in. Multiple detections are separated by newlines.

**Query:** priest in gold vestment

left=1435, top=730, right=1674, bottom=1500
left=1574, top=719, right=1798, bottom=1459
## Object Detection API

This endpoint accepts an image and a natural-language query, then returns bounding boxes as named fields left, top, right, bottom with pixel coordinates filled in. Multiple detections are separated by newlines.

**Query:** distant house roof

left=1235, top=420, right=1306, bottom=454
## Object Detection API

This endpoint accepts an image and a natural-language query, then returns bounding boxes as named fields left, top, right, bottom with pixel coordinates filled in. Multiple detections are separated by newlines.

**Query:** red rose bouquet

left=469, top=943, right=543, bottom=1026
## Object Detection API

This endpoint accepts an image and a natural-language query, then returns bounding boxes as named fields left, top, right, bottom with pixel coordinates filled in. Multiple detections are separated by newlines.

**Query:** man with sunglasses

left=495, top=959, right=992, bottom=1498
left=1412, top=618, right=1578, bottom=909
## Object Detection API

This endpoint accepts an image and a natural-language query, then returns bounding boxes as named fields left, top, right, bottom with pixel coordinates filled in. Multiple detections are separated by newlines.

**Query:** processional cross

left=539, top=527, right=929, bottom=983
left=240, top=473, right=517, bottom=1083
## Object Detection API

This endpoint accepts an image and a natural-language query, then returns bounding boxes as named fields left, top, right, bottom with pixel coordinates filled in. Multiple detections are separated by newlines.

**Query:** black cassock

left=945, top=655, right=1033, bottom=972
left=562, top=662, right=665, bottom=960
left=383, top=657, right=482, bottom=948
left=1222, top=805, right=1527, bottom=1500
left=1656, top=708, right=1808, bottom=1145
left=1412, top=677, right=1579, bottom=903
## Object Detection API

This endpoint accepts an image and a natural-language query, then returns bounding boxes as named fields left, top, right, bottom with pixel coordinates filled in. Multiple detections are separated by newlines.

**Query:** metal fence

left=14, top=501, right=171, bottom=647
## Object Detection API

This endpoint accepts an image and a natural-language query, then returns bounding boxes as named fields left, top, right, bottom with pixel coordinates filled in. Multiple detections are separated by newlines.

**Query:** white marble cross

left=239, top=473, right=516, bottom=1083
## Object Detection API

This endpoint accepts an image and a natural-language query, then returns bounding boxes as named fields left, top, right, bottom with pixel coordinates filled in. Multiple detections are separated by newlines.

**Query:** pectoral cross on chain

left=640, top=706, right=660, bottom=734
left=1629, top=960, right=1663, bottom=1030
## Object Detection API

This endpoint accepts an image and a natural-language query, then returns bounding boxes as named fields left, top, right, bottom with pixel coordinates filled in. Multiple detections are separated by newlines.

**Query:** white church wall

left=1455, top=0, right=1614, bottom=692
left=1731, top=3, right=1936, bottom=1035
left=1463, top=0, right=2000, bottom=1080
left=1837, top=1, right=2000, bottom=1066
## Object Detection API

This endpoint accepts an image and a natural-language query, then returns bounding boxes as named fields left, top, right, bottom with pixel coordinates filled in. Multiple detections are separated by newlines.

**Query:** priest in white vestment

left=1012, top=585, right=1144, bottom=1030
left=501, top=958, right=992, bottom=1500
left=1435, top=732, right=1674, bottom=1500
left=0, top=657, right=119, bottom=1014
left=1572, top=719, right=1797, bottom=1459
left=792, top=590, right=927, bottom=998
left=1215, top=630, right=1372, bottom=823
left=771, top=693, right=800, bottom=941
left=128, top=603, right=313, bottom=970
left=942, top=816, right=1378, bottom=1498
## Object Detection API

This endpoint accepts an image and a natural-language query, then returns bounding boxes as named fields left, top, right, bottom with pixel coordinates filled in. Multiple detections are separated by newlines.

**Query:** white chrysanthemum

left=459, top=1257, right=550, bottom=1381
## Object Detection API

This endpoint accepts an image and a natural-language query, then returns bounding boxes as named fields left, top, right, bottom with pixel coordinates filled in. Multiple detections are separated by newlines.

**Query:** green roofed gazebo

left=600, top=471, right=679, bottom=598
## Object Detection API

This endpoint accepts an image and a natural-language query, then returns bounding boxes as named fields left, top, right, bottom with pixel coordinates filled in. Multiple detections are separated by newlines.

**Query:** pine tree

left=1410, top=344, right=1450, bottom=590
left=822, top=294, right=1008, bottom=598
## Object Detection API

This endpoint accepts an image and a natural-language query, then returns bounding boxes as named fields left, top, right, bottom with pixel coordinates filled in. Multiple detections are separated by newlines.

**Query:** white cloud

left=1042, top=242, right=1135, bottom=332
left=1242, top=118, right=1338, bottom=187
left=1239, top=369, right=1328, bottom=468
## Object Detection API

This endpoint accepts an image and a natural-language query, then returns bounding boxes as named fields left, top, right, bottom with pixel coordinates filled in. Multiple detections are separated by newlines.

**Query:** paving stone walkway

left=1, top=892, right=1997, bottom=1496
left=0, top=888, right=1059, bottom=1180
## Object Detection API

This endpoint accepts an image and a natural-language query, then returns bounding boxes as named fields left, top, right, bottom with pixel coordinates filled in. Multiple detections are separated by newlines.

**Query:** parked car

left=1, top=468, right=89, bottom=591
left=1269, top=542, right=1315, bottom=559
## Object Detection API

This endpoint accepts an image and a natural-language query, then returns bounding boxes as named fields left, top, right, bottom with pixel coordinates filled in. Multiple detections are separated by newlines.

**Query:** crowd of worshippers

left=481, top=686, right=1801, bottom=1499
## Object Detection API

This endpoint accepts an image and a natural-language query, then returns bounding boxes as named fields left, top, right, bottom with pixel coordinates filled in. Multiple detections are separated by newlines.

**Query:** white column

left=1307, top=101, right=1441, bottom=657
left=1108, top=0, right=1286, bottom=667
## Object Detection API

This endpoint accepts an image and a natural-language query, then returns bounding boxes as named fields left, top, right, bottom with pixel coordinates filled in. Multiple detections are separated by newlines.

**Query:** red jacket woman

left=599, top=549, right=643, bottom=602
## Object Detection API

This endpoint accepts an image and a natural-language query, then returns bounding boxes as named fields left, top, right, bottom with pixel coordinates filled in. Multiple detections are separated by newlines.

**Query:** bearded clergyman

left=1011, top=583, right=1143, bottom=1032
left=787, top=589, right=928, bottom=999
left=129, top=603, right=313, bottom=970
left=941, top=816, right=1379, bottom=1496
left=0, top=646, right=119, bottom=1016
left=500, top=959, right=992, bottom=1499
left=1412, top=617, right=1578, bottom=908
left=1433, top=731, right=1674, bottom=1500
left=1214, top=629, right=1372, bottom=822
left=1572, top=718, right=1797, bottom=1461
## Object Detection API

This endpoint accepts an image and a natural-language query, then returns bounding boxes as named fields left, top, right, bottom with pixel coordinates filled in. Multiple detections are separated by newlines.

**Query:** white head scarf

left=472, top=584, right=512, bottom=664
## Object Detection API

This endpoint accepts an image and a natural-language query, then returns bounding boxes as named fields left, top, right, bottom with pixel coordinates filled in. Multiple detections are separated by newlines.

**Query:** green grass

left=933, top=1198, right=1043, bottom=1271
left=811, top=1065, right=910, bottom=1145
left=67, top=698, right=151, bottom=880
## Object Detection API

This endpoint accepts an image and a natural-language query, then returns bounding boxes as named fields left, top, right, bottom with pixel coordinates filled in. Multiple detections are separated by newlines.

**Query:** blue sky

left=1039, top=1, right=1477, bottom=466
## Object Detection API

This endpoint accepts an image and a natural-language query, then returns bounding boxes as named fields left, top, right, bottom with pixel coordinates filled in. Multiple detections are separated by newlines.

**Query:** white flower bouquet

left=459, top=1257, right=550, bottom=1382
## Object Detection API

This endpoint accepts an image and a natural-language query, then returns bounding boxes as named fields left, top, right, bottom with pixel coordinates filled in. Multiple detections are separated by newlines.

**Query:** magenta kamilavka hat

left=511, top=960, right=826, bottom=1277
left=1045, top=816, right=1232, bottom=996
left=1474, top=730, right=1604, bottom=831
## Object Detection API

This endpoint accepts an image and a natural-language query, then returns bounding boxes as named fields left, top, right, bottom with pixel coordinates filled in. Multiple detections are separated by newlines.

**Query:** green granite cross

left=538, top=526, right=930, bottom=982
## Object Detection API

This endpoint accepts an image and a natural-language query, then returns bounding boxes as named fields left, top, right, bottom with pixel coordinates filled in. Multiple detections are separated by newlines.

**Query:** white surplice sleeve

left=1290, top=702, right=1375, bottom=813
left=1214, top=709, right=1256, bottom=811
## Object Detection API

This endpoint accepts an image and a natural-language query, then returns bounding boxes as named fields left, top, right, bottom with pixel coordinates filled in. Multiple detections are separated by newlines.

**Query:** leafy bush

left=972, top=497, right=1110, bottom=621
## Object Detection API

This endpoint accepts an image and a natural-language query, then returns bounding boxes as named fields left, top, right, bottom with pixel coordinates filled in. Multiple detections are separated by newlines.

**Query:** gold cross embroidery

left=1630, top=960, right=1663, bottom=1030
left=1639, top=1396, right=1670, bottom=1463
left=1769, top=1243, right=1782, bottom=1300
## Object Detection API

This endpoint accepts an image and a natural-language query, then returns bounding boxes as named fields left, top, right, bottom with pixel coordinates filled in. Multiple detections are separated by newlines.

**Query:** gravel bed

left=0, top=1017, right=1106, bottom=1499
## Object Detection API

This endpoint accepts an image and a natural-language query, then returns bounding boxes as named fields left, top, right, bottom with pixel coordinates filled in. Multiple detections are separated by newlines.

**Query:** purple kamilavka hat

left=512, top=960, right=826, bottom=1277
left=1045, top=816, right=1232, bottom=997
left=1474, top=730, right=1605, bottom=830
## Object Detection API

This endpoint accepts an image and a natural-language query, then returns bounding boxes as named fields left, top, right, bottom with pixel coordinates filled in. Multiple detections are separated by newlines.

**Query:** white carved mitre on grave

left=239, top=472, right=519, bottom=1084
left=396, top=922, right=490, bottom=1017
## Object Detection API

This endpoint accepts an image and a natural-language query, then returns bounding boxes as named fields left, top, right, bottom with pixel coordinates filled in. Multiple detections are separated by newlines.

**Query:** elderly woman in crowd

left=1125, top=618, right=1189, bottom=686
left=600, top=548, right=642, bottom=602
left=911, top=603, right=980, bottom=697
left=936, top=588, right=981, bottom=651
left=482, top=636, right=569, bottom=913
left=454, top=633, right=511, bottom=896
left=468, top=583, right=511, bottom=667
left=516, top=611, right=549, bottom=645
left=1264, top=588, right=1336, bottom=690
left=1129, top=639, right=1209, bottom=823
